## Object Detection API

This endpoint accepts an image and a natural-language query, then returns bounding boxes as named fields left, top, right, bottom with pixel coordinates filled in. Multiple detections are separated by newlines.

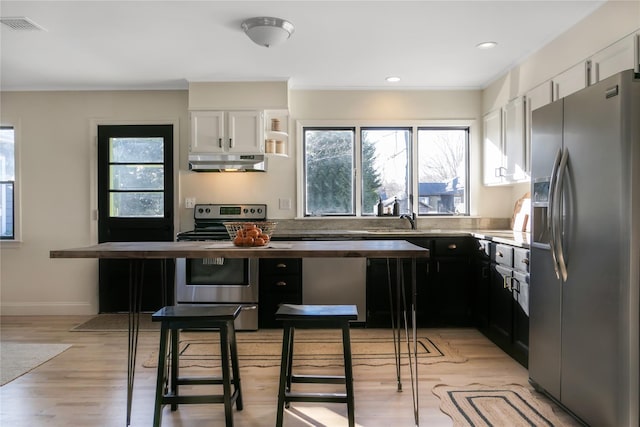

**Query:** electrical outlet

left=279, top=198, right=292, bottom=210
left=185, top=198, right=196, bottom=209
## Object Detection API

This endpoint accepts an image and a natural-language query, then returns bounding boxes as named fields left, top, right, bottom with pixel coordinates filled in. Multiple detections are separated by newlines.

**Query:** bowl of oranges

left=224, top=221, right=277, bottom=247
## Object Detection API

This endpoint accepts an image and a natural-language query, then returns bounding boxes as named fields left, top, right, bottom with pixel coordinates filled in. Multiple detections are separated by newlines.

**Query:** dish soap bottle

left=377, top=197, right=384, bottom=216
left=392, top=198, right=400, bottom=216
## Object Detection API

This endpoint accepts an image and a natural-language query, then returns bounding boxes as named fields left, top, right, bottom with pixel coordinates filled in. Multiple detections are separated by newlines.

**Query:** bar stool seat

left=151, top=305, right=243, bottom=427
left=275, top=304, right=358, bottom=427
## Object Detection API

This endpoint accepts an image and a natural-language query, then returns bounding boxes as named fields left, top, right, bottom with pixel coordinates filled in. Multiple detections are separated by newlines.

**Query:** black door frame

left=95, top=123, right=177, bottom=312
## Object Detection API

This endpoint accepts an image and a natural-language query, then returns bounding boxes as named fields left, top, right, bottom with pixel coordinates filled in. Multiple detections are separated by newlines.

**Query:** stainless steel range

left=175, top=203, right=267, bottom=330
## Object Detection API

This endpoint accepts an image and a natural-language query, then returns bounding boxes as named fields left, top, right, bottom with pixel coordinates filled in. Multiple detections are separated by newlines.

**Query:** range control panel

left=193, top=204, right=267, bottom=220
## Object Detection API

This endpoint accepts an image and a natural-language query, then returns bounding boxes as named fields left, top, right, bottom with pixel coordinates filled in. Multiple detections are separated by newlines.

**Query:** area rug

left=71, top=313, right=159, bottom=331
left=1, top=342, right=72, bottom=386
left=143, top=328, right=467, bottom=369
left=432, top=383, right=570, bottom=427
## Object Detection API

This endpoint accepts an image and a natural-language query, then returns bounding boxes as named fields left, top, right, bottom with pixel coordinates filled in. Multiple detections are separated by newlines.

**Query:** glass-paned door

left=97, top=124, right=174, bottom=312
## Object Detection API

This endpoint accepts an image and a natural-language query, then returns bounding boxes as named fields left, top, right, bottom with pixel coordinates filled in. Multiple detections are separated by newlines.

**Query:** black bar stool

left=275, top=304, right=358, bottom=427
left=151, top=305, right=243, bottom=427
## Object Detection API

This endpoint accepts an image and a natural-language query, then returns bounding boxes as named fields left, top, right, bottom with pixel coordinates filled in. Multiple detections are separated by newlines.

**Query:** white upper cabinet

left=504, top=96, right=527, bottom=182
left=552, top=61, right=588, bottom=101
left=483, top=96, right=528, bottom=186
left=190, top=110, right=264, bottom=154
left=483, top=108, right=504, bottom=186
left=190, top=111, right=225, bottom=153
left=525, top=81, right=553, bottom=174
left=589, top=32, right=640, bottom=84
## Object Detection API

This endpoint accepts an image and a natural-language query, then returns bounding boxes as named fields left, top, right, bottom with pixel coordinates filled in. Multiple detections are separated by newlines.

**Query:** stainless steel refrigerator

left=529, top=69, right=639, bottom=426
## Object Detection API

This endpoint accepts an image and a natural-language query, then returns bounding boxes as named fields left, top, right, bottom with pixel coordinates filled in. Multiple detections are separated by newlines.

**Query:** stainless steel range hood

left=188, top=153, right=267, bottom=172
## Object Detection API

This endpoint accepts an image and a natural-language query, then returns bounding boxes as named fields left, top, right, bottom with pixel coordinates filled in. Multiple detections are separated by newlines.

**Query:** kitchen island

left=50, top=239, right=429, bottom=426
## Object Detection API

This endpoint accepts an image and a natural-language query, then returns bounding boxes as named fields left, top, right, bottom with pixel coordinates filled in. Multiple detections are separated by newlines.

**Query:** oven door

left=175, top=257, right=258, bottom=303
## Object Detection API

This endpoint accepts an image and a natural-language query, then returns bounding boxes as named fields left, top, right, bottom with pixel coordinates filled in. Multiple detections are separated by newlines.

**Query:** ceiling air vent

left=0, top=17, right=46, bottom=31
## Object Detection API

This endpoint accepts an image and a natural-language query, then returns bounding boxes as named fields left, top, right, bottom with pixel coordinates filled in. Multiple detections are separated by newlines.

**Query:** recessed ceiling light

left=476, top=41, right=497, bottom=50
left=385, top=76, right=401, bottom=83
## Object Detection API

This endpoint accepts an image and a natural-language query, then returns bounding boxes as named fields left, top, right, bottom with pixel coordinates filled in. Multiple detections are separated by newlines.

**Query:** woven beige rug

left=143, top=328, right=467, bottom=368
left=433, top=383, right=571, bottom=427
left=1, top=343, right=72, bottom=386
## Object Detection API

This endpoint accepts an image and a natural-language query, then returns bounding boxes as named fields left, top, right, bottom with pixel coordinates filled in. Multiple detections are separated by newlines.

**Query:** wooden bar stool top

left=152, top=304, right=241, bottom=322
left=275, top=304, right=358, bottom=321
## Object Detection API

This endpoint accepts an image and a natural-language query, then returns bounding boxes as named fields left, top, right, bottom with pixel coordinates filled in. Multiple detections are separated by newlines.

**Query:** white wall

left=0, top=90, right=188, bottom=315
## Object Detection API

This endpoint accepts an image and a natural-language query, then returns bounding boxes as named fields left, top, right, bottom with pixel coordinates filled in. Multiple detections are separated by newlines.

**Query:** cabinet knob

left=276, top=263, right=287, bottom=269
left=522, top=258, right=529, bottom=265
left=276, top=281, right=287, bottom=287
left=496, top=251, right=503, bottom=258
left=448, top=244, right=457, bottom=250
left=218, top=137, right=222, bottom=148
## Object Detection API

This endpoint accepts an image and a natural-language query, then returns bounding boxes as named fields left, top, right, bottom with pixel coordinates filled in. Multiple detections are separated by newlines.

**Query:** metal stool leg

left=153, top=324, right=169, bottom=427
left=342, top=323, right=355, bottom=427
left=285, top=327, right=295, bottom=395
left=276, top=325, right=293, bottom=427
left=228, top=320, right=243, bottom=411
left=170, top=328, right=179, bottom=411
left=219, top=324, right=233, bottom=427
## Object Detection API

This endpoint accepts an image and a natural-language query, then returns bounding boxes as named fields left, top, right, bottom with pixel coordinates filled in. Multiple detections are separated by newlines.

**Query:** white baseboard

left=0, top=302, right=96, bottom=316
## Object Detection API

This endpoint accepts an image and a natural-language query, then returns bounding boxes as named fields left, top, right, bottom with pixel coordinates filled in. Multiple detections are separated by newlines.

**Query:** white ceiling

left=0, top=0, right=606, bottom=91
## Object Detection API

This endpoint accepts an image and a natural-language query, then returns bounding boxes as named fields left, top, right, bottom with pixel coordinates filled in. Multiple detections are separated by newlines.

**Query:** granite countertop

left=272, top=228, right=530, bottom=248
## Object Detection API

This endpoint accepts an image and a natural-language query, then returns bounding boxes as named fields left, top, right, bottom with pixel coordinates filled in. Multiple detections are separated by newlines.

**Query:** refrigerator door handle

left=548, top=148, right=563, bottom=279
left=554, top=148, right=570, bottom=282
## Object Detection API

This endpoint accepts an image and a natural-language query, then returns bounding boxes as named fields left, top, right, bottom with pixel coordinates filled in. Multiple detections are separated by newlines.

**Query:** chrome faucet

left=400, top=212, right=417, bottom=230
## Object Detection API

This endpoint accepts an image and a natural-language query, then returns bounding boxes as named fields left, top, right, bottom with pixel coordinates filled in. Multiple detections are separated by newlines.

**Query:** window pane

left=0, top=127, right=15, bottom=239
left=0, top=182, right=13, bottom=238
left=109, top=165, right=164, bottom=190
left=361, top=128, right=410, bottom=215
left=304, top=129, right=355, bottom=215
left=110, top=192, right=164, bottom=217
left=110, top=137, right=163, bottom=163
left=417, top=128, right=468, bottom=215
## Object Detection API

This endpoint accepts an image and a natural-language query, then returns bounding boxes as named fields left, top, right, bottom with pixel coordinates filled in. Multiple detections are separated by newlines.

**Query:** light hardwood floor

left=0, top=316, right=580, bottom=427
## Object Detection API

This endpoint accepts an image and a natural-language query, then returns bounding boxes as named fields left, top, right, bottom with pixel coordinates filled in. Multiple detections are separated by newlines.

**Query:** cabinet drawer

left=260, top=258, right=301, bottom=275
left=260, top=275, right=301, bottom=293
left=513, top=248, right=530, bottom=273
left=433, top=237, right=472, bottom=257
left=493, top=244, right=513, bottom=267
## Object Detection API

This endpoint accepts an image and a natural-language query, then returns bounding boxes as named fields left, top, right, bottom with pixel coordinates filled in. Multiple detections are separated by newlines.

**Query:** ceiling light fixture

left=476, top=41, right=497, bottom=50
left=241, top=17, right=294, bottom=48
left=386, top=76, right=401, bottom=83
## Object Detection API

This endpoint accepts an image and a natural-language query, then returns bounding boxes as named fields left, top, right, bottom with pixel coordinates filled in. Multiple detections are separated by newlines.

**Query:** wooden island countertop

left=50, top=239, right=430, bottom=259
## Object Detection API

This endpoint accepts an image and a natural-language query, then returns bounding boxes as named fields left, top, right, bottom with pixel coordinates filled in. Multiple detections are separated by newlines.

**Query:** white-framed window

left=298, top=121, right=470, bottom=217
left=417, top=127, right=469, bottom=215
left=0, top=126, right=15, bottom=240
